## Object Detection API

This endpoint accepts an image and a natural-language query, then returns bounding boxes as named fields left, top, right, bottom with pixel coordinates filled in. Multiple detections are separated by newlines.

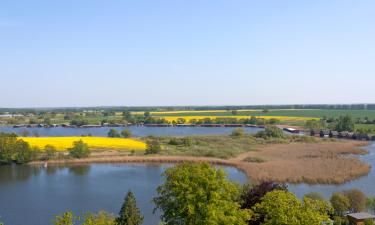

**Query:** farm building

left=347, top=212, right=375, bottom=225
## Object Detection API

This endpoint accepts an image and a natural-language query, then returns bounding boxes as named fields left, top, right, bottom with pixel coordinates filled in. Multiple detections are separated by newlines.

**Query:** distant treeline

left=1, top=104, right=375, bottom=114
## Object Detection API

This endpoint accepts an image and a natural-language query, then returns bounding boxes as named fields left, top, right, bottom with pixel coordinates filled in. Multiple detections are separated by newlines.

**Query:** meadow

left=20, top=137, right=147, bottom=151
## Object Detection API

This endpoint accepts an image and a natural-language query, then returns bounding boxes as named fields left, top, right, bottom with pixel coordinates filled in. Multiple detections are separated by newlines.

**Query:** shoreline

left=29, top=140, right=372, bottom=185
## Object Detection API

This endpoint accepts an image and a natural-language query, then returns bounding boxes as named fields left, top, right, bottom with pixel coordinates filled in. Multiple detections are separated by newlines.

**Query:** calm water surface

left=0, top=164, right=247, bottom=225
left=0, top=126, right=263, bottom=137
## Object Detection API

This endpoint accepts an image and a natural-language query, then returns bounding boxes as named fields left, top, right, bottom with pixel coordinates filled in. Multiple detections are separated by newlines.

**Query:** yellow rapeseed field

left=20, top=137, right=147, bottom=151
left=159, top=115, right=318, bottom=123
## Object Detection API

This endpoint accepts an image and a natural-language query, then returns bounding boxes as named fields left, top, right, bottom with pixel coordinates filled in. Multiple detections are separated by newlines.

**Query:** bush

left=68, top=140, right=90, bottom=158
left=145, top=140, right=161, bottom=155
left=255, top=126, right=284, bottom=139
left=121, top=129, right=132, bottom=138
left=243, top=157, right=266, bottom=163
left=108, top=129, right=121, bottom=138
left=231, top=128, right=245, bottom=138
left=44, top=144, right=57, bottom=160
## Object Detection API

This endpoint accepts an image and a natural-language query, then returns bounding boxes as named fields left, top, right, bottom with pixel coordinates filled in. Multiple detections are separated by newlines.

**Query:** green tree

left=335, top=115, right=355, bottom=132
left=82, top=211, right=115, bottom=225
left=343, top=189, right=366, bottom=213
left=0, top=133, right=17, bottom=164
left=304, top=120, right=327, bottom=130
left=153, top=162, right=251, bottom=225
left=45, top=144, right=57, bottom=160
left=52, top=211, right=75, bottom=225
left=251, top=190, right=331, bottom=225
left=255, top=125, right=284, bottom=139
left=144, top=111, right=151, bottom=118
left=69, top=140, right=90, bottom=158
left=115, top=190, right=143, bottom=225
left=330, top=192, right=350, bottom=216
left=231, top=128, right=245, bottom=138
left=144, top=140, right=161, bottom=155
left=121, top=129, right=132, bottom=138
left=108, top=129, right=120, bottom=138
left=13, top=140, right=38, bottom=164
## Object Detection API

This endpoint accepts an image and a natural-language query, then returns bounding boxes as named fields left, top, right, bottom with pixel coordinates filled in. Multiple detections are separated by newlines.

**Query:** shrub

left=243, top=157, right=266, bottom=163
left=108, top=129, right=120, bottom=138
left=145, top=140, right=161, bottom=155
left=231, top=128, right=245, bottom=138
left=255, top=126, right=284, bottom=139
left=68, top=140, right=90, bottom=158
left=121, top=129, right=132, bottom=138
left=44, top=144, right=57, bottom=160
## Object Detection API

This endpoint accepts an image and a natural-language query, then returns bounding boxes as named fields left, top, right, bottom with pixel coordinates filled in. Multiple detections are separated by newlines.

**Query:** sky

left=0, top=0, right=374, bottom=108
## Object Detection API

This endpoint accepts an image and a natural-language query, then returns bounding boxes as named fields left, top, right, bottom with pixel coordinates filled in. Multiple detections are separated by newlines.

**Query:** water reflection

left=68, top=165, right=91, bottom=176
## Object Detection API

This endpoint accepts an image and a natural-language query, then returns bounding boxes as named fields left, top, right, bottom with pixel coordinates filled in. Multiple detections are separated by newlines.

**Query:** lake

left=0, top=164, right=247, bottom=225
left=0, top=141, right=375, bottom=225
left=0, top=126, right=263, bottom=137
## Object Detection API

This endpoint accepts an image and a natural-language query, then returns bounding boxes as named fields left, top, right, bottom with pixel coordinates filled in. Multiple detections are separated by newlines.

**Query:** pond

left=0, top=126, right=263, bottom=137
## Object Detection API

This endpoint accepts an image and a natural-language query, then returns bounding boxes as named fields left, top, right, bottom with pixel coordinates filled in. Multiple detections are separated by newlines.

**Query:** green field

left=151, top=109, right=375, bottom=119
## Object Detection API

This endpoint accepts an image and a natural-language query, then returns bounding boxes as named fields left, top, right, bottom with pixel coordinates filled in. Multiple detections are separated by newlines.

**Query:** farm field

left=146, top=109, right=375, bottom=119
left=20, top=137, right=147, bottom=151
left=157, top=115, right=318, bottom=123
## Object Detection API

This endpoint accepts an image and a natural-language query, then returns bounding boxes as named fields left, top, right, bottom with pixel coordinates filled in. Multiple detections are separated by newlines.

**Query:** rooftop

left=347, top=213, right=375, bottom=220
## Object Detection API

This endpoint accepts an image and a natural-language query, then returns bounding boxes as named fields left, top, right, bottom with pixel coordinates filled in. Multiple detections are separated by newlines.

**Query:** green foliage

left=115, top=190, right=143, bottom=225
left=68, top=140, right=90, bottom=158
left=144, top=140, right=161, bottom=155
left=168, top=137, right=192, bottom=146
left=305, top=119, right=327, bottom=130
left=365, top=219, right=375, bottom=225
left=330, top=192, right=350, bottom=216
left=304, top=192, right=324, bottom=201
left=251, top=190, right=332, bottom=225
left=0, top=132, right=39, bottom=164
left=108, top=129, right=121, bottom=138
left=121, top=129, right=132, bottom=138
left=44, top=144, right=57, bottom=160
left=52, top=211, right=75, bottom=225
left=231, top=128, right=245, bottom=138
left=13, top=140, right=39, bottom=164
left=53, top=211, right=114, bottom=225
left=255, top=125, right=284, bottom=139
left=343, top=189, right=366, bottom=213
left=367, top=197, right=375, bottom=214
left=153, top=162, right=251, bottom=225
left=335, top=115, right=355, bottom=132
left=81, top=211, right=115, bottom=225
left=243, top=156, right=266, bottom=163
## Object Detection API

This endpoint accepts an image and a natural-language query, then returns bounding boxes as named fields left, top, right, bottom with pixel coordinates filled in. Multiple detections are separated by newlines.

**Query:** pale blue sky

left=1, top=0, right=374, bottom=107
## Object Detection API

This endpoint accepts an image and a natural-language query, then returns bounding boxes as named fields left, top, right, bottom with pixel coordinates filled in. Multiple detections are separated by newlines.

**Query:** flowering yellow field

left=131, top=109, right=260, bottom=115
left=159, top=115, right=318, bottom=123
left=20, top=137, right=147, bottom=151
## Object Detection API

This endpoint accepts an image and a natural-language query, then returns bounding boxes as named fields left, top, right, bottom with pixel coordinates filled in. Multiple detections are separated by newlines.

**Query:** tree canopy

left=251, top=190, right=332, bottom=225
left=153, top=162, right=251, bottom=225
